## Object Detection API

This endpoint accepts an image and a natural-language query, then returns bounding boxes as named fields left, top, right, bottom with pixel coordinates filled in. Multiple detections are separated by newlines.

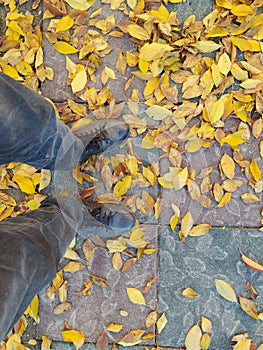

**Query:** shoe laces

left=90, top=206, right=114, bottom=225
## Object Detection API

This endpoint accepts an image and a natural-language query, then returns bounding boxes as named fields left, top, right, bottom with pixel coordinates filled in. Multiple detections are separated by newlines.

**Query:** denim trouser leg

left=0, top=72, right=84, bottom=170
left=0, top=200, right=84, bottom=341
left=0, top=73, right=86, bottom=340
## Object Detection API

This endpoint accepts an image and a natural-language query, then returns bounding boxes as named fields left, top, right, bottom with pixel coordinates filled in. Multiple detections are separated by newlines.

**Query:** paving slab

left=158, top=226, right=263, bottom=349
left=159, top=133, right=263, bottom=228
left=36, top=224, right=158, bottom=345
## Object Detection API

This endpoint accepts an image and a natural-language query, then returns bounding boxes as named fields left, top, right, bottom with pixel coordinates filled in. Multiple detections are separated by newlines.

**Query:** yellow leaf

left=201, top=316, right=212, bottom=333
left=173, top=167, right=188, bottom=191
left=231, top=4, right=253, bottom=16
left=145, top=310, right=158, bottom=328
left=217, top=192, right=232, bottom=208
left=113, top=175, right=132, bottom=197
left=63, top=261, right=86, bottom=273
left=71, top=69, right=87, bottom=94
left=250, top=158, right=261, bottom=181
left=158, top=176, right=174, bottom=188
left=230, top=63, right=248, bottom=81
left=61, top=329, right=85, bottom=342
left=215, top=279, right=237, bottom=302
left=170, top=213, right=179, bottom=231
left=112, top=252, right=123, bottom=271
left=53, top=41, right=79, bottom=54
left=145, top=105, right=172, bottom=120
left=156, top=313, right=167, bottom=334
left=220, top=154, right=235, bottom=179
left=56, top=15, right=74, bottom=32
left=218, top=52, right=231, bottom=76
left=127, top=24, right=150, bottom=40
left=41, top=336, right=52, bottom=350
left=206, top=26, right=228, bottom=38
left=193, top=40, right=221, bottom=53
left=66, top=56, right=77, bottom=74
left=106, top=323, right=123, bottom=333
left=222, top=179, right=242, bottom=192
left=180, top=211, right=194, bottom=238
left=200, top=333, right=211, bottom=350
left=239, top=296, right=258, bottom=320
left=12, top=175, right=35, bottom=194
left=185, top=324, right=202, bottom=350
left=104, top=66, right=116, bottom=79
left=182, top=287, right=199, bottom=298
left=107, top=238, right=126, bottom=253
left=126, top=287, right=146, bottom=305
left=209, top=97, right=225, bottom=123
left=139, top=58, right=149, bottom=74
left=221, top=129, right=247, bottom=146
left=211, top=63, right=223, bottom=87
left=229, top=37, right=261, bottom=52
left=189, top=224, right=211, bottom=237
left=64, top=0, right=95, bottom=10
left=68, top=99, right=87, bottom=116
left=53, top=302, right=72, bottom=315
left=139, top=43, right=173, bottom=61
left=16, top=61, right=33, bottom=76
left=241, top=193, right=259, bottom=204
left=240, top=79, right=262, bottom=89
left=118, top=329, right=145, bottom=346
left=28, top=295, right=39, bottom=323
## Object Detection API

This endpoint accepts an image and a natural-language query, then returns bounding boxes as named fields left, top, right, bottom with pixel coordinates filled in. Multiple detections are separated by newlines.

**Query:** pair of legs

left=0, top=72, right=134, bottom=340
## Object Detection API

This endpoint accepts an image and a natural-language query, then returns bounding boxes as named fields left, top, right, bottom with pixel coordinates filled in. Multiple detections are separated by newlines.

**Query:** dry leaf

left=215, top=279, right=237, bottom=302
left=156, top=313, right=167, bottom=334
left=126, top=287, right=146, bottom=305
left=53, top=302, right=72, bottom=315
left=61, top=329, right=85, bottom=342
left=106, top=323, right=123, bottom=333
left=96, top=332, right=108, bottom=350
left=201, top=316, right=212, bottom=333
left=240, top=249, right=263, bottom=272
left=220, top=154, right=235, bottom=179
left=239, top=296, right=258, bottom=320
left=182, top=287, right=199, bottom=298
left=82, top=239, right=95, bottom=261
left=145, top=310, right=158, bottom=328
left=90, top=274, right=109, bottom=288
left=185, top=324, right=202, bottom=350
left=241, top=193, right=260, bottom=204
left=118, top=329, right=145, bottom=346
left=189, top=224, right=211, bottom=237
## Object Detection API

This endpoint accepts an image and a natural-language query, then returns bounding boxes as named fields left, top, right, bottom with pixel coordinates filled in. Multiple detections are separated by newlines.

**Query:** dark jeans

left=0, top=73, right=85, bottom=340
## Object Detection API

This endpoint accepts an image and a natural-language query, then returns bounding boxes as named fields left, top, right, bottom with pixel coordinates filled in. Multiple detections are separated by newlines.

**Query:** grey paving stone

left=35, top=224, right=158, bottom=344
left=158, top=226, right=263, bottom=349
left=159, top=134, right=263, bottom=228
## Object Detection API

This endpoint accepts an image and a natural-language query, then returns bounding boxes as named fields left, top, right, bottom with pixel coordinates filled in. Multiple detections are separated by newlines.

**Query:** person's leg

left=0, top=72, right=84, bottom=170
left=0, top=199, right=79, bottom=341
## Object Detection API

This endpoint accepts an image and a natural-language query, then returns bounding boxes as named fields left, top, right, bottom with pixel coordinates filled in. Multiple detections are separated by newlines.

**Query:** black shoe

left=72, top=119, right=130, bottom=161
left=81, top=200, right=136, bottom=236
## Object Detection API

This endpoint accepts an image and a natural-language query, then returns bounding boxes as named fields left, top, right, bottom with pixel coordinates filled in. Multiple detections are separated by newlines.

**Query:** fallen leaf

left=182, top=287, right=199, bottom=298
left=126, top=287, right=146, bottom=305
left=118, top=329, right=145, bottom=346
left=156, top=312, right=167, bottom=334
left=215, top=279, right=237, bottom=303
left=240, top=249, right=263, bottom=272
left=145, top=310, right=158, bottom=328
left=61, top=329, right=85, bottom=342
left=53, top=302, right=72, bottom=315
left=82, top=239, right=95, bottom=261
left=185, top=324, right=202, bottom=350
left=239, top=296, right=258, bottom=320
left=106, top=323, right=123, bottom=333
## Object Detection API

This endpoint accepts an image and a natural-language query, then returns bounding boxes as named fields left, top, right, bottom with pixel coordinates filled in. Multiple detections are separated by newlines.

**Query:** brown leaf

left=246, top=282, right=258, bottom=300
left=118, top=329, right=145, bottom=346
left=96, top=332, right=108, bottom=350
left=112, top=252, right=123, bottom=271
left=122, top=257, right=137, bottom=272
left=82, top=239, right=95, bottom=261
left=53, top=302, right=72, bottom=315
left=239, top=296, right=258, bottom=320
left=90, top=274, right=109, bottom=288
